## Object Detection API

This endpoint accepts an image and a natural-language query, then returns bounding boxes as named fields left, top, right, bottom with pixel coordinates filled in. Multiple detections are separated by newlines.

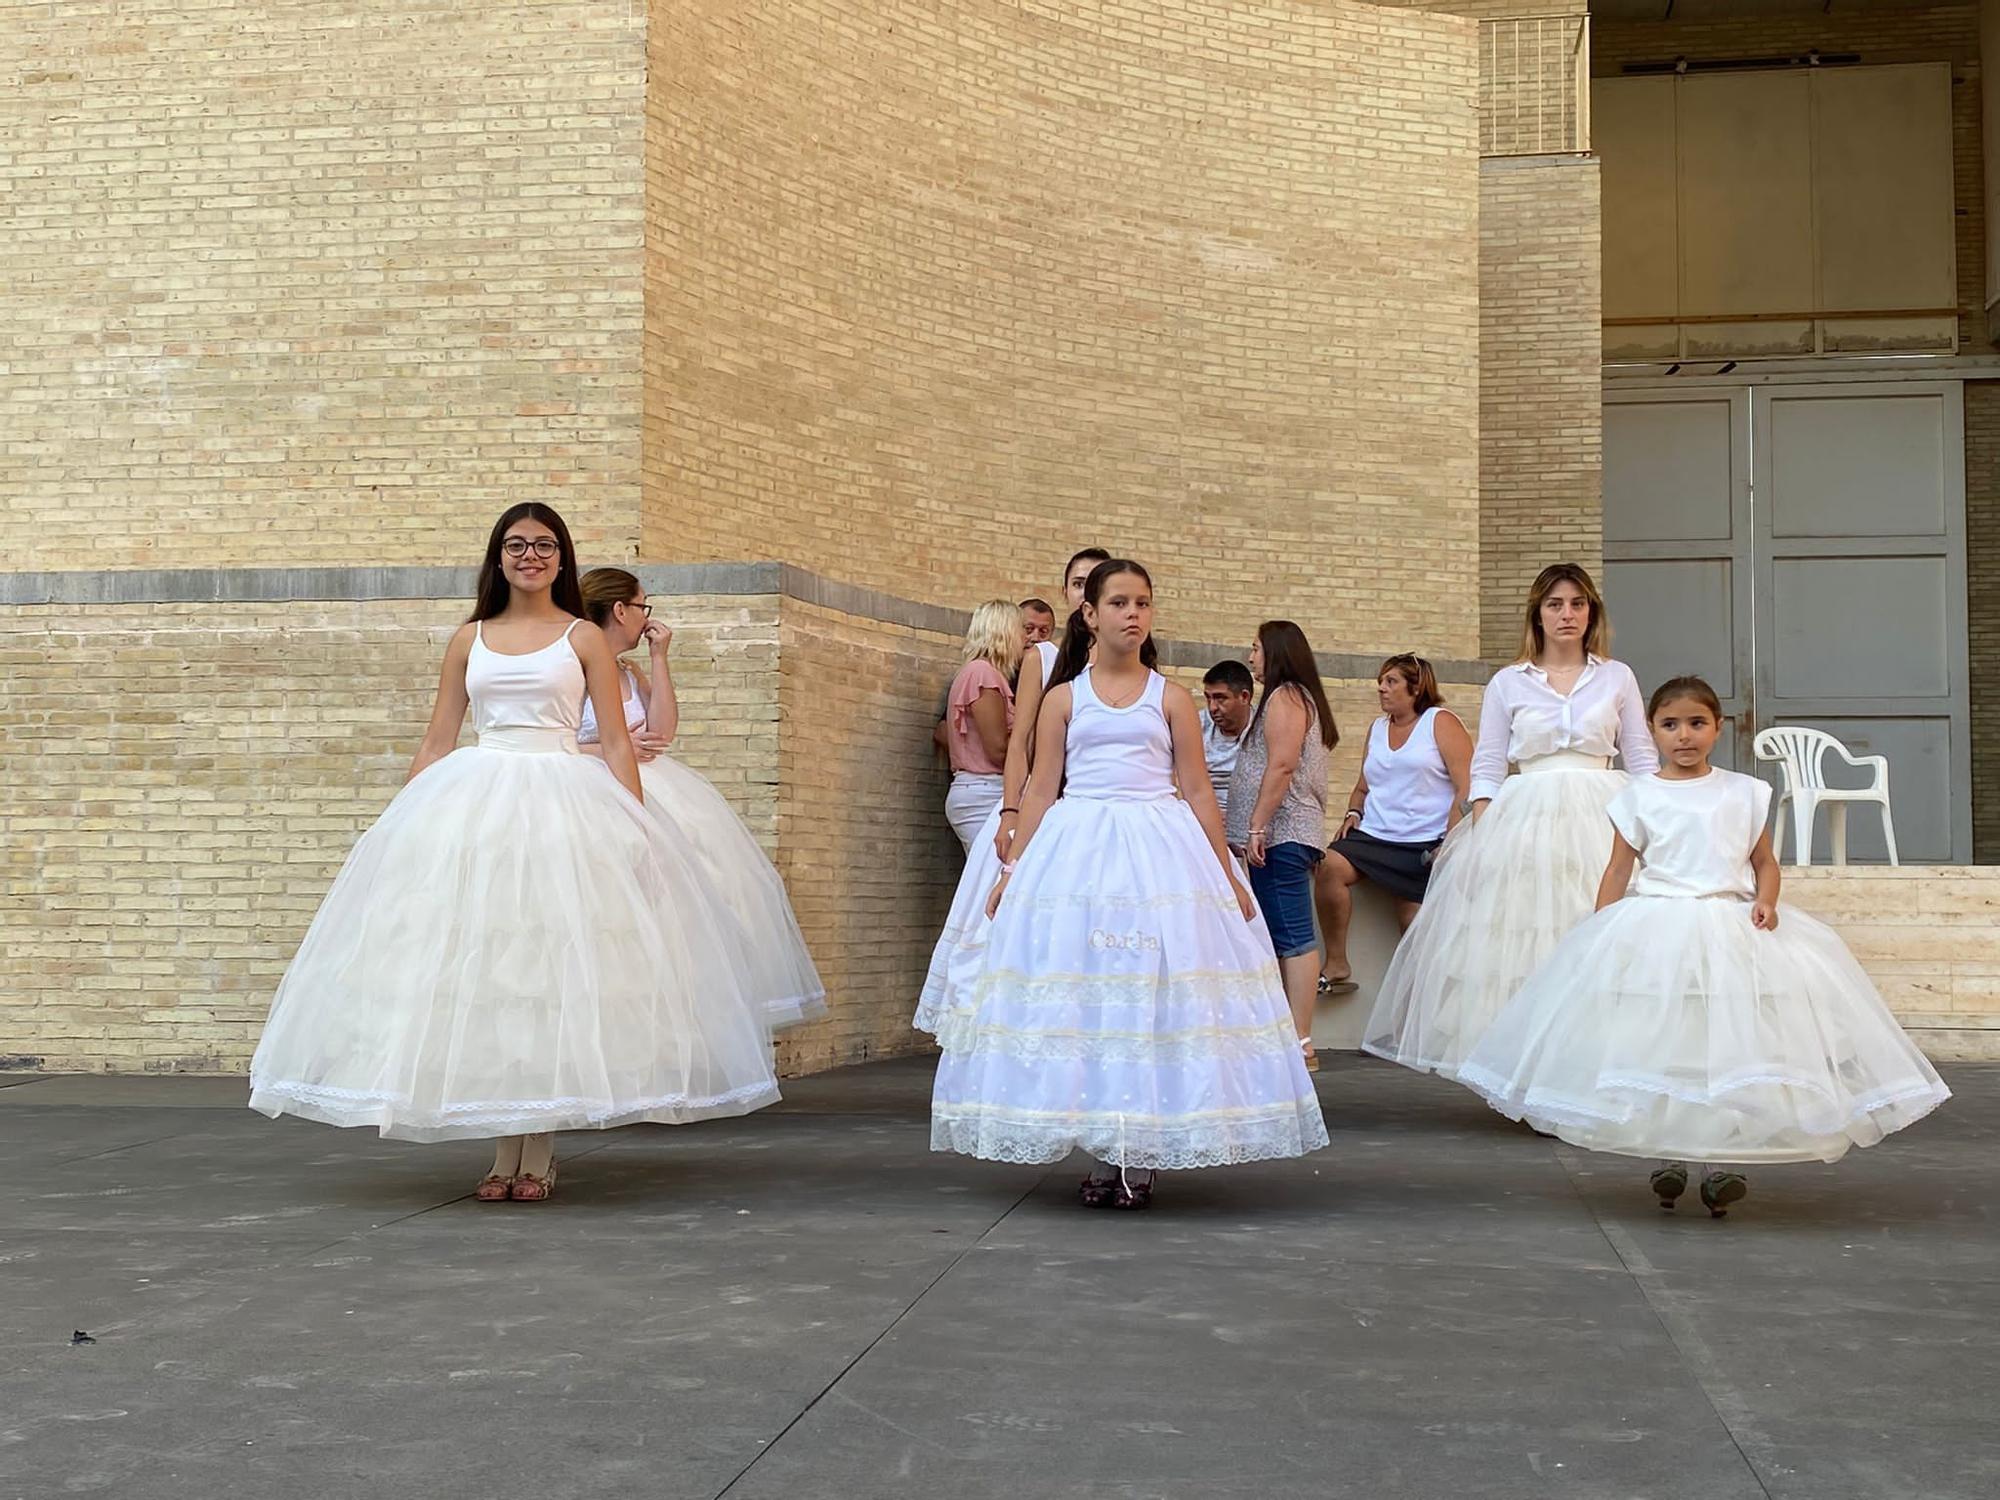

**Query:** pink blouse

left=946, top=659, right=1014, bottom=775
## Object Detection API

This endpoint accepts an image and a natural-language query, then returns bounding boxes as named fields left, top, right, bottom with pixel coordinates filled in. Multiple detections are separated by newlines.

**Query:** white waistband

left=1516, top=750, right=1612, bottom=774
left=478, top=726, right=579, bottom=754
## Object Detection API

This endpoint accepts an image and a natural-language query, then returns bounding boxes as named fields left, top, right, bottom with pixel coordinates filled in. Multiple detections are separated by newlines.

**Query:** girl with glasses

left=248, top=505, right=787, bottom=1202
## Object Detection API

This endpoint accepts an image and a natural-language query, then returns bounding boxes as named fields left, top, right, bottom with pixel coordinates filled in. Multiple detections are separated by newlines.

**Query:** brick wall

left=1478, top=158, right=1604, bottom=660
left=0, top=593, right=782, bottom=1073
left=2, top=1, right=648, bottom=568
left=643, top=0, right=1484, bottom=659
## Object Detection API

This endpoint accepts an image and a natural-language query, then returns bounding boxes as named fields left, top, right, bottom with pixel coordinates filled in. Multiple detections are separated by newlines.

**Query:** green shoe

left=1699, top=1171, right=1748, bottom=1219
left=1649, top=1164, right=1689, bottom=1210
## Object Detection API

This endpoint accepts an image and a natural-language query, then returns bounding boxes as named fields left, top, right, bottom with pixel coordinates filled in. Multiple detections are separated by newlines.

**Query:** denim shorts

left=1248, top=840, right=1323, bottom=959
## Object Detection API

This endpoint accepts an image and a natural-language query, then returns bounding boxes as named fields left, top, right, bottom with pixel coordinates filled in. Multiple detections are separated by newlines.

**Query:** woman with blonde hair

left=1362, top=563, right=1657, bottom=1083
left=941, top=599, right=1026, bottom=851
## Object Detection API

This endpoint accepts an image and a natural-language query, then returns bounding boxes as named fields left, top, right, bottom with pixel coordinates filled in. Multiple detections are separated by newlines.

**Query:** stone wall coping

left=1, top=563, right=1493, bottom=683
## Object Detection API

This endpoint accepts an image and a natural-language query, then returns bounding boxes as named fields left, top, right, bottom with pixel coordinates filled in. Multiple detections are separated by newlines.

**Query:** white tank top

left=1033, top=639, right=1058, bottom=688
left=577, top=665, right=646, bottom=745
left=1359, top=708, right=1457, bottom=843
left=466, top=621, right=585, bottom=751
left=1063, top=668, right=1174, bottom=801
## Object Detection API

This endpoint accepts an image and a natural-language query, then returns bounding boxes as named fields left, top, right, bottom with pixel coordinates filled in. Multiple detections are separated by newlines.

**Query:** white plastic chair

left=1751, top=725, right=1899, bottom=867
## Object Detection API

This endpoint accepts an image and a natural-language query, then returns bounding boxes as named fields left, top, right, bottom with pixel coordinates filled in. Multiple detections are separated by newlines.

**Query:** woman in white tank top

left=1314, top=655, right=1473, bottom=992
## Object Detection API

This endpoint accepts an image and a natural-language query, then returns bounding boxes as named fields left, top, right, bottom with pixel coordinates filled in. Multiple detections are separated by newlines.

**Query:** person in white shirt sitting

left=1199, top=659, right=1254, bottom=815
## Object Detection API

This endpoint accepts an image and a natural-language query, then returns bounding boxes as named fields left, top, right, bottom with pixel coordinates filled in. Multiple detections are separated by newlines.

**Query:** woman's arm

left=1333, top=765, right=1369, bottom=843
left=994, top=657, right=1049, bottom=860
left=1244, top=686, right=1308, bottom=868
left=1466, top=675, right=1511, bottom=811
left=1612, top=664, right=1660, bottom=776
left=1749, top=827, right=1782, bottom=930
left=968, top=687, right=1011, bottom=764
left=638, top=621, right=679, bottom=745
left=1593, top=832, right=1638, bottom=911
left=405, top=624, right=476, bottom=783
left=1435, top=710, right=1475, bottom=832
left=985, top=685, right=1070, bottom=917
left=1166, top=684, right=1254, bottom=919
left=573, top=624, right=644, bottom=803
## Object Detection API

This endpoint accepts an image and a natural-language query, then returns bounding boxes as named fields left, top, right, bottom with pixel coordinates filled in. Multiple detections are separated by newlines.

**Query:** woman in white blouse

left=1362, top=563, right=1658, bottom=1082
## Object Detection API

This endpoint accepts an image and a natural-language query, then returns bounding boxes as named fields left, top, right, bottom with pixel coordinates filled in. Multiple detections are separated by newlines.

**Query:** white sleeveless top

left=577, top=665, right=646, bottom=745
left=1608, top=769, right=1774, bottom=901
left=1064, top=668, right=1174, bottom=801
left=1032, top=639, right=1058, bottom=687
left=1359, top=708, right=1457, bottom=844
left=466, top=621, right=584, bottom=752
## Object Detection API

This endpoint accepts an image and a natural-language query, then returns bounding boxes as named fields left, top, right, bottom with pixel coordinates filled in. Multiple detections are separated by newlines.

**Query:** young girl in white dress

left=912, top=553, right=1092, bottom=1039
left=1364, top=563, right=1659, bottom=1081
left=249, top=507, right=785, bottom=1202
left=930, top=559, right=1328, bottom=1207
left=577, top=567, right=825, bottom=1029
left=1459, top=676, right=1949, bottom=1216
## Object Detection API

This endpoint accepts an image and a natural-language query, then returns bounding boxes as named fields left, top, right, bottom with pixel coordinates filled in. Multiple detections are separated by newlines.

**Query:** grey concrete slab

left=0, top=1058, right=1994, bottom=1500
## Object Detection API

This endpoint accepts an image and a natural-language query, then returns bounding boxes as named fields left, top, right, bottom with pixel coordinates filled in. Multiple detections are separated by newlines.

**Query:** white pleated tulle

left=629, top=754, right=825, bottom=1030
left=1458, top=897, right=1950, bottom=1163
left=249, top=743, right=783, bottom=1142
left=1363, top=756, right=1625, bottom=1080
left=930, top=796, right=1329, bottom=1170
left=913, top=803, right=1005, bottom=1039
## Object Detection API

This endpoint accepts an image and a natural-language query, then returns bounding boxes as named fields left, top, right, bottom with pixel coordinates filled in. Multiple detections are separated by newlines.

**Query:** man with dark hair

left=1019, top=598, right=1056, bottom=644
left=1200, top=660, right=1255, bottom=814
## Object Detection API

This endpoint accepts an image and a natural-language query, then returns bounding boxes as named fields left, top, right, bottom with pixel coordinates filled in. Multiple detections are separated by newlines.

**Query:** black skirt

left=1327, top=825, right=1441, bottom=904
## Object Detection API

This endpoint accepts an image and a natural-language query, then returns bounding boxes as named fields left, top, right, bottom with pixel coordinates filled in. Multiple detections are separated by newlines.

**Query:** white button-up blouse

left=1468, top=656, right=1660, bottom=803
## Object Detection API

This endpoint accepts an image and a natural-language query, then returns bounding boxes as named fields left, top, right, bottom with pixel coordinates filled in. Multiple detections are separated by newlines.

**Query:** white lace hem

left=933, top=1020, right=1304, bottom=1065
left=248, top=1075, right=782, bottom=1141
left=930, top=1103, right=1330, bottom=1169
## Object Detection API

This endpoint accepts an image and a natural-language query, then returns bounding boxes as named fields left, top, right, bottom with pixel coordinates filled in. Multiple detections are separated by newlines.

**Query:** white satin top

left=1608, top=769, right=1773, bottom=901
left=466, top=621, right=584, bottom=751
left=1468, top=656, right=1659, bottom=802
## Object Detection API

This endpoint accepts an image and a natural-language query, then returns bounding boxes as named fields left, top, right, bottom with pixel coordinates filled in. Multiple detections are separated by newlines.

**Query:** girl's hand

left=1751, top=900, right=1779, bottom=931
left=985, top=871, right=1012, bottom=920
left=631, top=730, right=671, bottom=763
left=1230, top=874, right=1256, bottom=922
left=1333, top=811, right=1361, bottom=843
left=642, top=620, right=673, bottom=656
left=991, top=813, right=1017, bottom=864
left=1468, top=799, right=1490, bottom=825
left=1247, top=828, right=1269, bottom=868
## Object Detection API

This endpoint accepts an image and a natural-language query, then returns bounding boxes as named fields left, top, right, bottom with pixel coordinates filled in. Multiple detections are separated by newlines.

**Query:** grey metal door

left=1602, top=378, right=1969, bottom=862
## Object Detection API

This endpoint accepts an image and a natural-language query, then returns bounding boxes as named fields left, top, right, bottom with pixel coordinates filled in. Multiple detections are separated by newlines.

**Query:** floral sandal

left=1113, top=1170, right=1156, bottom=1211
left=510, top=1163, right=558, bottom=1203
left=1078, top=1174, right=1118, bottom=1209
left=474, top=1174, right=515, bottom=1203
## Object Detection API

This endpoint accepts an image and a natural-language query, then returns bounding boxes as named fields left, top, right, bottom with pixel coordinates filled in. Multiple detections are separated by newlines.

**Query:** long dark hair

left=1250, top=620, right=1338, bottom=750
left=469, top=503, right=584, bottom=622
left=1049, top=559, right=1159, bottom=689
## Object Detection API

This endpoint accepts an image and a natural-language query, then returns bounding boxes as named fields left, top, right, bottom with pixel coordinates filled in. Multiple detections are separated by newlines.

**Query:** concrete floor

left=4, top=1055, right=1998, bottom=1500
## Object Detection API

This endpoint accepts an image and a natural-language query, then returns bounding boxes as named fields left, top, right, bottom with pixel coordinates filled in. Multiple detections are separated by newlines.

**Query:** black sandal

left=1649, top=1163, right=1688, bottom=1211
left=1699, top=1171, right=1747, bottom=1219
left=1078, top=1175, right=1118, bottom=1209
left=1113, top=1171, right=1155, bottom=1211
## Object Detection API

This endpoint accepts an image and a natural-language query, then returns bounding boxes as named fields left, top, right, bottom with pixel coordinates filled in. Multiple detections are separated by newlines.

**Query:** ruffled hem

left=247, top=1076, right=782, bottom=1143
left=928, top=1104, right=1330, bottom=1169
left=933, top=965, right=1286, bottom=1056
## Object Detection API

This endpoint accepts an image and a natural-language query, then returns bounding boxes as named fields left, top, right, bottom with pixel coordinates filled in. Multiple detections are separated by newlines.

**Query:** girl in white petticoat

left=929, top=559, right=1327, bottom=1209
left=1459, top=675, right=1949, bottom=1218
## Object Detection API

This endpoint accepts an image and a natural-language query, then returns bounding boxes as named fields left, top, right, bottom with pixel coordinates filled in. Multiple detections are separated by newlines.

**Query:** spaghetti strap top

left=466, top=620, right=585, bottom=751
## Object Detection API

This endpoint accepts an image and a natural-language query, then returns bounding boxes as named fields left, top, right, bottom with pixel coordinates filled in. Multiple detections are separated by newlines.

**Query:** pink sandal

left=473, top=1174, right=514, bottom=1202
left=509, top=1163, right=558, bottom=1202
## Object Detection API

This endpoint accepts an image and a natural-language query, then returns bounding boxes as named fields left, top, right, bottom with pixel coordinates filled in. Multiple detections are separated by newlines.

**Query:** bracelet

left=1343, top=808, right=1363, bottom=821
left=999, top=806, right=1020, bottom=816
left=999, top=862, right=1017, bottom=875
left=1249, top=827, right=1267, bottom=836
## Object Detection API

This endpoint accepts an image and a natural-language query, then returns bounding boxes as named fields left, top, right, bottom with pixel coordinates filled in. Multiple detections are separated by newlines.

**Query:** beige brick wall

left=0, top=594, right=781, bottom=1073
left=2, top=1, right=648, bottom=568
left=1478, top=158, right=1604, bottom=661
left=643, top=0, right=1483, bottom=659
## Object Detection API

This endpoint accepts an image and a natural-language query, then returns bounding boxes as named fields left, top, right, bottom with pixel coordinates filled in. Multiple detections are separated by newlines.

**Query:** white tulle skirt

left=913, top=804, right=1005, bottom=1039
left=1458, top=896, right=1950, bottom=1163
left=630, top=753, right=825, bottom=1030
left=1363, top=756, right=1625, bottom=1080
left=249, top=739, right=784, bottom=1142
left=931, top=794, right=1329, bottom=1170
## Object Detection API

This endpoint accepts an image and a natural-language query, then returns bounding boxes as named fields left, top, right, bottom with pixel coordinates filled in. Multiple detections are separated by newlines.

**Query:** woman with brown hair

left=1362, top=563, right=1658, bottom=1083
left=1314, top=655, right=1473, bottom=993
left=1224, top=620, right=1336, bottom=1071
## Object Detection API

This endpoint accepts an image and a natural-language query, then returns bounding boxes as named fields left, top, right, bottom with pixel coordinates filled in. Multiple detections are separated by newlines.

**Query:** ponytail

left=1049, top=608, right=1093, bottom=688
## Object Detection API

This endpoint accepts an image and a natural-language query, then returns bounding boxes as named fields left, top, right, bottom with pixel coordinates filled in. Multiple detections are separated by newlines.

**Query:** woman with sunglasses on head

left=249, top=506, right=786, bottom=1202
left=575, top=567, right=825, bottom=1030
left=1313, top=655, right=1473, bottom=995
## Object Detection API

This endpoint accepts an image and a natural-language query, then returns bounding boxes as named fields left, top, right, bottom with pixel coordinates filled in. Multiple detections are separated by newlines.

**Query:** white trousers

left=945, top=773, right=1005, bottom=852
